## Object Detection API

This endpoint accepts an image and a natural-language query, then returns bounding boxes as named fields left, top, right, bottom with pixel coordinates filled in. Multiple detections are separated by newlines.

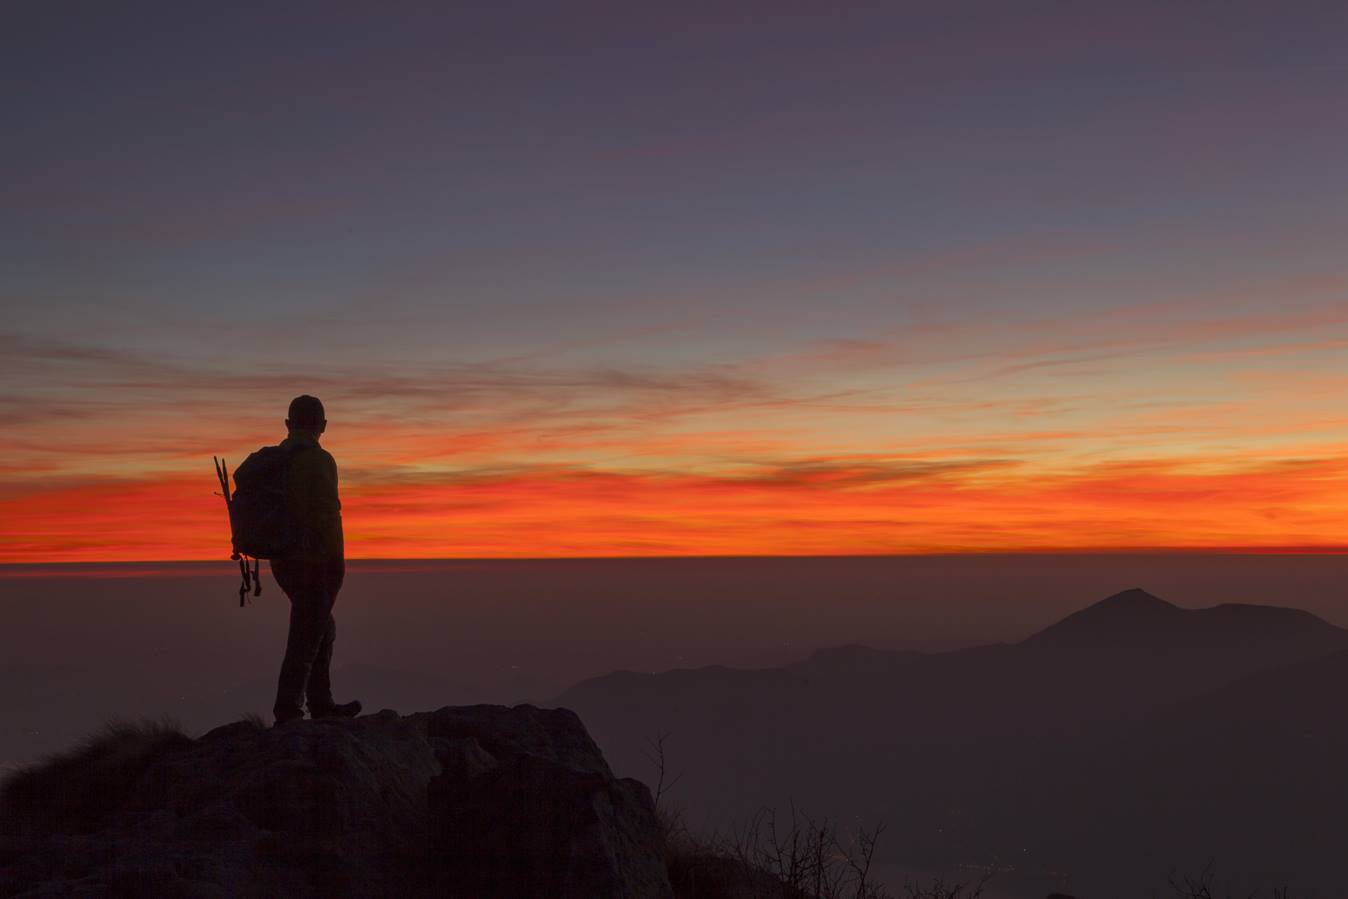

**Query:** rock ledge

left=0, top=705, right=673, bottom=899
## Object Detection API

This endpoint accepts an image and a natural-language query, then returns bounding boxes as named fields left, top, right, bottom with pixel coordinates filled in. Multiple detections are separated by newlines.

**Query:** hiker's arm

left=314, top=452, right=344, bottom=562
left=290, top=449, right=344, bottom=562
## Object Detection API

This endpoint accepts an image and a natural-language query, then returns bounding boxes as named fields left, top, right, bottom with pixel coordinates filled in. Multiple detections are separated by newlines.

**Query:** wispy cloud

left=7, top=281, right=1348, bottom=562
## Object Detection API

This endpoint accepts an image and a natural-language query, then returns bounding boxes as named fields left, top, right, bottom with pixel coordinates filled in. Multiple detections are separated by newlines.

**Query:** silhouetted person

left=272, top=395, right=361, bottom=725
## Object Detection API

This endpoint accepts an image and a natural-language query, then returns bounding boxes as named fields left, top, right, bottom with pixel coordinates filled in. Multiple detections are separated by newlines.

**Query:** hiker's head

left=286, top=395, right=326, bottom=437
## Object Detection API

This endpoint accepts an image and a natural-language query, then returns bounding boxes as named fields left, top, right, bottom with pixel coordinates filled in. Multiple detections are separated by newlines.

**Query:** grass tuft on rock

left=0, top=718, right=193, bottom=833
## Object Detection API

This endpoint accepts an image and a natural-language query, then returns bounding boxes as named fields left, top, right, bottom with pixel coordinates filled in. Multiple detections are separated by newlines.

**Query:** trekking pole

left=213, top=456, right=251, bottom=607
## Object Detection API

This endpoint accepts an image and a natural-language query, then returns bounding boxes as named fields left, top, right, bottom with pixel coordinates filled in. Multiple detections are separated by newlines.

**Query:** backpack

left=213, top=445, right=302, bottom=606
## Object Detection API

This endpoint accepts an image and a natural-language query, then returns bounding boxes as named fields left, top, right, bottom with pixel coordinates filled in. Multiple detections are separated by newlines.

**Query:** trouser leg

left=305, top=613, right=337, bottom=711
left=274, top=598, right=328, bottom=719
left=272, top=560, right=338, bottom=719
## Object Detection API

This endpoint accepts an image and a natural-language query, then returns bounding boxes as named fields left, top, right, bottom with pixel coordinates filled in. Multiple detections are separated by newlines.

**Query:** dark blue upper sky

left=7, top=2, right=1347, bottom=360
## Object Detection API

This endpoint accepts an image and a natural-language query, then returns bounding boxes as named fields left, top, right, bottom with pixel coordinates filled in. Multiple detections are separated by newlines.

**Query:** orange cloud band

left=4, top=455, right=1348, bottom=563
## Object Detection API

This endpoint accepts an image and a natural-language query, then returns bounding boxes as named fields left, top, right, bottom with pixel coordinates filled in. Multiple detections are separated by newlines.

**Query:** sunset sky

left=5, top=3, right=1348, bottom=562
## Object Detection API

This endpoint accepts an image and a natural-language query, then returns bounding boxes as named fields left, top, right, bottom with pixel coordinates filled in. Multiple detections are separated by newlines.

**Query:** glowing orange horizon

left=6, top=453, right=1348, bottom=564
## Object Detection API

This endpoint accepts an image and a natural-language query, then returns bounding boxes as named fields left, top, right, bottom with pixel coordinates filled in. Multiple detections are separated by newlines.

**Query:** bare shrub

left=902, top=872, right=989, bottom=899
left=646, top=730, right=994, bottom=899
left=660, top=793, right=895, bottom=897
left=1168, top=863, right=1294, bottom=899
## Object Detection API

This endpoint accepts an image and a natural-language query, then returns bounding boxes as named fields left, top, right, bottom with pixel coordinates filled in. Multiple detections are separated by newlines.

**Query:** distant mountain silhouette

left=1025, top=644, right=1348, bottom=896
left=554, top=589, right=1348, bottom=896
left=786, top=644, right=926, bottom=678
left=1027, top=586, right=1344, bottom=654
left=1023, top=586, right=1180, bottom=641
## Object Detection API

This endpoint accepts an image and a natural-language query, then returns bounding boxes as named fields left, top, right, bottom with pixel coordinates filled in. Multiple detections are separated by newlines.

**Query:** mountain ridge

left=558, top=589, right=1348, bottom=701
left=554, top=588, right=1348, bottom=894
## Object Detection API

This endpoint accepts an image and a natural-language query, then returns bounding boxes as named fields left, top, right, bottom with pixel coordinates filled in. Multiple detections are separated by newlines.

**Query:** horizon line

left=4, top=544, right=1348, bottom=572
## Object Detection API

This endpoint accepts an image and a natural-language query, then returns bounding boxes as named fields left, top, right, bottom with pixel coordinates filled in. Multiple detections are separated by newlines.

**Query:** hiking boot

left=310, top=700, right=362, bottom=719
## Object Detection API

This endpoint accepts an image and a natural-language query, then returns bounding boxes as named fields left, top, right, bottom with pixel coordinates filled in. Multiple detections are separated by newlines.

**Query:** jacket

left=279, top=429, right=344, bottom=563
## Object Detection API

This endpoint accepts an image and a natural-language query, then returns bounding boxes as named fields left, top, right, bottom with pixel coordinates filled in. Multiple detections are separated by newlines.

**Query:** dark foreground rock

left=0, top=705, right=673, bottom=899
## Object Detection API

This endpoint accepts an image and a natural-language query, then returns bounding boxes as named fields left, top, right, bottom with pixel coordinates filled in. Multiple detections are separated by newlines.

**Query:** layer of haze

left=5, top=4, right=1348, bottom=560
left=5, top=553, right=1348, bottom=768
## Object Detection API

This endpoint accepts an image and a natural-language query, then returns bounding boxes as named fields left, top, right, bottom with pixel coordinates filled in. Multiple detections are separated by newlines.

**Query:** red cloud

left=5, top=454, right=1348, bottom=563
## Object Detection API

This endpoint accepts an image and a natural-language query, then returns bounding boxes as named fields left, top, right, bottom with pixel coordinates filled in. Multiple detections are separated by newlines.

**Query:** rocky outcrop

left=428, top=706, right=670, bottom=898
left=0, top=705, right=673, bottom=899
